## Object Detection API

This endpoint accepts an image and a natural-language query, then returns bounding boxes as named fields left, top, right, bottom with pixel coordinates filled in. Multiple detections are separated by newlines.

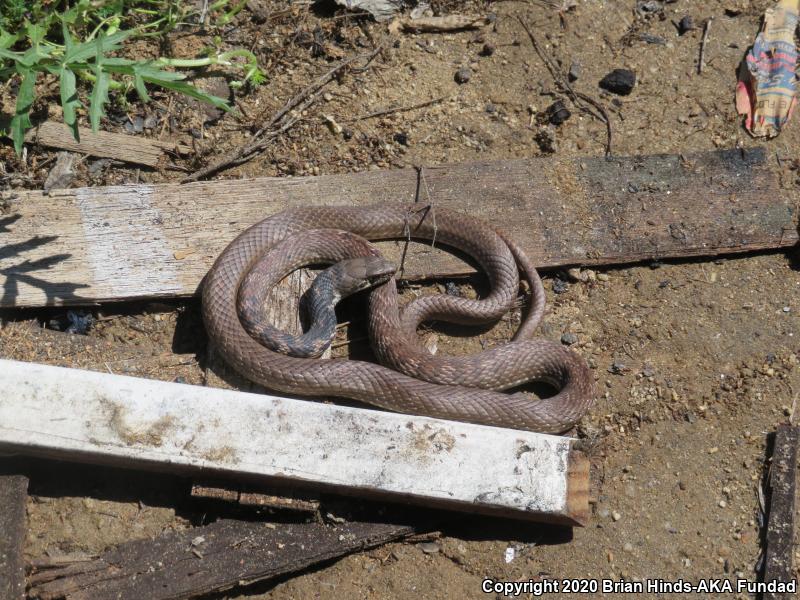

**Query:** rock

left=393, top=132, right=409, bottom=146
left=568, top=61, right=580, bottom=82
left=454, top=67, right=472, bottom=84
left=546, top=100, right=571, bottom=125
left=418, top=541, right=440, bottom=554
left=623, top=542, right=633, bottom=552
left=599, top=69, right=636, bottom=95
left=479, top=42, right=496, bottom=57
left=552, top=278, right=569, bottom=294
left=43, top=151, right=77, bottom=192
left=561, top=333, right=579, bottom=346
left=677, top=15, right=695, bottom=35
left=612, top=511, right=622, bottom=521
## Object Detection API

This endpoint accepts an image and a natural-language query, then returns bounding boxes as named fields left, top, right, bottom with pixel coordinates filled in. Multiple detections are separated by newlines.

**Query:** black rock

left=393, top=132, right=409, bottom=146
left=546, top=100, right=571, bottom=125
left=677, top=15, right=694, bottom=35
left=599, top=69, right=636, bottom=95
left=454, top=67, right=472, bottom=84
left=479, top=42, right=496, bottom=57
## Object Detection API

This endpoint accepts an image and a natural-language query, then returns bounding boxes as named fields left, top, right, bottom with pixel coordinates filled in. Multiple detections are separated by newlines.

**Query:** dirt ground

left=2, top=0, right=800, bottom=598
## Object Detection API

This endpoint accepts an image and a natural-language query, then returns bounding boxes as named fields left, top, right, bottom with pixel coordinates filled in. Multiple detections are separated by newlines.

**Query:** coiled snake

left=202, top=204, right=593, bottom=433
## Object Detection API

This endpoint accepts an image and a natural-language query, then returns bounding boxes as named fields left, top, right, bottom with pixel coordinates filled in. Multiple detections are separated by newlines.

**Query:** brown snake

left=202, top=204, right=594, bottom=433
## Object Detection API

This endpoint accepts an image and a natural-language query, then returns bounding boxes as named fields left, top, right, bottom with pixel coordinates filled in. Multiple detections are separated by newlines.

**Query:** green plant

left=0, top=0, right=265, bottom=155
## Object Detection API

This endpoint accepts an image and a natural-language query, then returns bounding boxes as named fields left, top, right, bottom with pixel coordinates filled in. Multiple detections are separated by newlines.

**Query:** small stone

left=678, top=15, right=695, bottom=35
left=783, top=306, right=791, bottom=313
left=609, top=362, right=627, bottom=375
left=623, top=542, right=633, bottom=552
left=393, top=132, right=409, bottom=146
left=678, top=480, right=687, bottom=491
left=485, top=102, right=497, bottom=114
left=454, top=67, right=472, bottom=84
left=718, top=500, right=727, bottom=508
left=568, top=61, right=581, bottom=82
left=546, top=100, right=571, bottom=125
left=597, top=273, right=610, bottom=282
left=504, top=546, right=515, bottom=563
left=561, top=333, right=579, bottom=346
left=677, top=15, right=695, bottom=35
left=612, top=511, right=622, bottom=521
left=418, top=541, right=440, bottom=554
left=552, top=278, right=569, bottom=294
left=191, top=536, right=205, bottom=546
left=599, top=69, right=636, bottom=96
left=479, top=42, right=496, bottom=57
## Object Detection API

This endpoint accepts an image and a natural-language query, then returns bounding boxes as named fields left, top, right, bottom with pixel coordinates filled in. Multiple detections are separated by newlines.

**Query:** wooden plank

left=0, top=148, right=794, bottom=308
left=763, top=424, right=799, bottom=599
left=28, top=518, right=415, bottom=600
left=25, top=121, right=190, bottom=168
left=0, top=359, right=589, bottom=525
left=0, top=464, right=28, bottom=600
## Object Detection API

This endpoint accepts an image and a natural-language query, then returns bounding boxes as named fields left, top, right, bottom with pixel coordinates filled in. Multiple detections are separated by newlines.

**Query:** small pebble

left=597, top=273, right=610, bottom=282
left=609, top=362, right=627, bottom=375
left=552, top=278, right=569, bottom=294
left=504, top=547, right=515, bottom=563
left=393, top=132, right=409, bottom=146
left=718, top=500, right=727, bottom=508
left=623, top=542, right=633, bottom=553
left=479, top=42, right=496, bottom=57
left=418, top=541, right=440, bottom=554
left=677, top=15, right=695, bottom=35
left=599, top=69, right=636, bottom=95
left=612, top=511, right=622, bottom=521
left=561, top=333, right=579, bottom=346
left=546, top=100, right=571, bottom=125
left=568, top=61, right=581, bottom=82
left=454, top=67, right=472, bottom=84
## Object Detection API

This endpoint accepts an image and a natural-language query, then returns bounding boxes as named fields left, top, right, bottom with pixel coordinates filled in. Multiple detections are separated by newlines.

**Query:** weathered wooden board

left=763, top=424, right=799, bottom=599
left=26, top=121, right=191, bottom=168
left=0, top=148, right=794, bottom=307
left=28, top=518, right=415, bottom=600
left=0, top=359, right=589, bottom=525
left=0, top=465, right=28, bottom=600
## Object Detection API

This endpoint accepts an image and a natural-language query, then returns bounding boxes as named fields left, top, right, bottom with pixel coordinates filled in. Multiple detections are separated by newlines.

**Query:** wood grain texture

left=763, top=424, right=799, bottom=599
left=26, top=121, right=190, bottom=168
left=1, top=148, right=794, bottom=308
left=28, top=518, right=415, bottom=600
left=0, top=466, right=28, bottom=600
left=0, top=359, right=588, bottom=525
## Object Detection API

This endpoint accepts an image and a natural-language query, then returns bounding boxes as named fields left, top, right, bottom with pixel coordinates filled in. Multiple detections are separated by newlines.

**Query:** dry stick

left=182, top=46, right=384, bottom=182
left=517, top=16, right=612, bottom=157
left=346, top=95, right=449, bottom=122
left=698, top=17, right=712, bottom=74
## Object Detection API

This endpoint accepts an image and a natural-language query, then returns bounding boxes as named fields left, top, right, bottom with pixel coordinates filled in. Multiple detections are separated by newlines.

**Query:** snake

left=202, top=204, right=594, bottom=433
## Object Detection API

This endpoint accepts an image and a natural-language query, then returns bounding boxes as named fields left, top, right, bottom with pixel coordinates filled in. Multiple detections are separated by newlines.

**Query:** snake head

left=338, top=255, right=396, bottom=295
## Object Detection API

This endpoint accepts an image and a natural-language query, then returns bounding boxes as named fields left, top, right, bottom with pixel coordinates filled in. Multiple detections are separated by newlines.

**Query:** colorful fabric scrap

left=735, top=0, right=799, bottom=138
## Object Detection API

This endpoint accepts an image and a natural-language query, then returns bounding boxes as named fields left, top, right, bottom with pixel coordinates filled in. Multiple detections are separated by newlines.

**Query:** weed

left=0, top=0, right=265, bottom=154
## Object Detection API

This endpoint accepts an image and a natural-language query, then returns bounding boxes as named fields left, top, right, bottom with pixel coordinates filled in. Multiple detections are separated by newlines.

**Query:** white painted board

left=0, top=359, right=588, bottom=524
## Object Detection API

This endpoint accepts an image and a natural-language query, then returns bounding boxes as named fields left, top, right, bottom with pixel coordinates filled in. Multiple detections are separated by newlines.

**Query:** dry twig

left=698, top=17, right=712, bottom=74
left=346, top=95, right=448, bottom=122
left=517, top=17, right=612, bottom=157
left=183, top=46, right=384, bottom=182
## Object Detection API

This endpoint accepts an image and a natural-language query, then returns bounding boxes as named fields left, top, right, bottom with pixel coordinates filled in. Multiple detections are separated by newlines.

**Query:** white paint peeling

left=76, top=186, right=182, bottom=297
left=0, top=359, right=578, bottom=522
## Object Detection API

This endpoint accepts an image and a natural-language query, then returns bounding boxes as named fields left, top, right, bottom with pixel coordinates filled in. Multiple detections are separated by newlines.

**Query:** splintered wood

left=0, top=466, right=28, bottom=600
left=0, top=148, right=794, bottom=308
left=0, top=359, right=589, bottom=526
left=28, top=518, right=415, bottom=600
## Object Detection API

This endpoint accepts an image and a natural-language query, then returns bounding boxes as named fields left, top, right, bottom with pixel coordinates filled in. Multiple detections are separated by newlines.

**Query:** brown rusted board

left=25, top=121, right=190, bottom=168
left=0, top=464, right=28, bottom=600
left=763, top=424, right=799, bottom=599
left=0, top=148, right=795, bottom=308
left=28, top=518, right=415, bottom=600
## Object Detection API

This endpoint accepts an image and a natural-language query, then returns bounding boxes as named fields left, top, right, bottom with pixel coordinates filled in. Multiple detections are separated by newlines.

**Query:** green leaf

left=0, top=28, right=17, bottom=50
left=133, top=73, right=150, bottom=103
left=25, top=21, right=46, bottom=46
left=142, top=76, right=231, bottom=112
left=65, top=29, right=129, bottom=64
left=88, top=38, right=109, bottom=132
left=11, top=66, right=36, bottom=155
left=60, top=67, right=81, bottom=141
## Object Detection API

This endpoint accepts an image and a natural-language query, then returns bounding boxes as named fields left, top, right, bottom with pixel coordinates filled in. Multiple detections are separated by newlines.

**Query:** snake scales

left=202, top=204, right=594, bottom=433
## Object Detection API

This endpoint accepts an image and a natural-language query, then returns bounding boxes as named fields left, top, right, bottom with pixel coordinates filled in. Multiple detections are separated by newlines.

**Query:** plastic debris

left=736, top=0, right=798, bottom=138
